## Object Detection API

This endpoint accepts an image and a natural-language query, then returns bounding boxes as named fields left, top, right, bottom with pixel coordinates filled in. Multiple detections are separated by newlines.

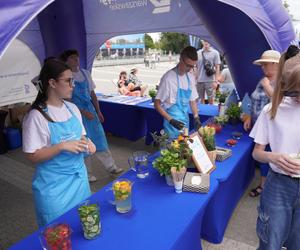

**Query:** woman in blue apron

left=60, top=50, right=122, bottom=182
left=155, top=46, right=202, bottom=139
left=22, top=59, right=95, bottom=227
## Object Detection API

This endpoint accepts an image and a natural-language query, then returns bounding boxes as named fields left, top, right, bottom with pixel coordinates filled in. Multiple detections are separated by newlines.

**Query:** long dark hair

left=271, top=45, right=300, bottom=119
left=59, top=49, right=79, bottom=62
left=31, top=59, right=71, bottom=121
left=119, top=71, right=127, bottom=80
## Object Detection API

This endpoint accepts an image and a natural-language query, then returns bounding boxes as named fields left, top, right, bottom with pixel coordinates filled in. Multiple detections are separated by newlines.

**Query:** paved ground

left=91, top=60, right=178, bottom=95
left=0, top=136, right=260, bottom=250
left=0, top=60, right=260, bottom=249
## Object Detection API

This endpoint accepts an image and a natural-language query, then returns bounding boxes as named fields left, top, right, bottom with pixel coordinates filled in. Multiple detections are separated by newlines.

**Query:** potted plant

left=214, top=115, right=228, bottom=126
left=218, top=91, right=229, bottom=116
left=151, top=130, right=169, bottom=150
left=198, top=126, right=217, bottom=165
left=149, top=88, right=157, bottom=102
left=225, top=103, right=242, bottom=125
left=153, top=134, right=192, bottom=187
left=219, top=91, right=229, bottom=104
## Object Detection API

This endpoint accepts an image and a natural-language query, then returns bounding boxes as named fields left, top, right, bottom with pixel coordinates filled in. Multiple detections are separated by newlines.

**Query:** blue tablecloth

left=98, top=98, right=148, bottom=141
left=9, top=163, right=219, bottom=250
left=9, top=123, right=254, bottom=249
left=137, top=100, right=218, bottom=145
left=201, top=124, right=254, bottom=243
left=97, top=94, right=218, bottom=144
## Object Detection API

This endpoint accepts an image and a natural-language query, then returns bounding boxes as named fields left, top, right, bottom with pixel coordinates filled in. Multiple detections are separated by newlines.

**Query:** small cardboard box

left=183, top=172, right=210, bottom=193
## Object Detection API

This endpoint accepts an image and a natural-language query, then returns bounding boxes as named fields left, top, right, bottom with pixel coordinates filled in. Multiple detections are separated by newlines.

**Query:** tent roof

left=0, top=0, right=295, bottom=96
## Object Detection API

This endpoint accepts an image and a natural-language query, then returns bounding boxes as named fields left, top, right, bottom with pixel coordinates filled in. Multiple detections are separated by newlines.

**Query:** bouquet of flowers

left=153, top=134, right=193, bottom=176
left=198, top=126, right=216, bottom=151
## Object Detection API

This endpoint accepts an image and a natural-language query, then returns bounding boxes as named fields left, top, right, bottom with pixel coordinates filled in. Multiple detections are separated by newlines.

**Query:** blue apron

left=163, top=68, right=192, bottom=139
left=72, top=70, right=108, bottom=151
left=32, top=103, right=91, bottom=227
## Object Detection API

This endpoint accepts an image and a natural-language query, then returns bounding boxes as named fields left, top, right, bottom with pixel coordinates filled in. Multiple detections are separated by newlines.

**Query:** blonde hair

left=271, top=54, right=300, bottom=119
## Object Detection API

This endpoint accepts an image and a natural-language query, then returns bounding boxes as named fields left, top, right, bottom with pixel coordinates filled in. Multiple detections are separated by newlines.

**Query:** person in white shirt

left=150, top=53, right=156, bottom=69
left=60, top=50, right=123, bottom=182
left=217, top=62, right=236, bottom=95
left=245, top=50, right=280, bottom=197
left=154, top=46, right=201, bottom=139
left=22, top=59, right=96, bottom=227
left=250, top=47, right=300, bottom=249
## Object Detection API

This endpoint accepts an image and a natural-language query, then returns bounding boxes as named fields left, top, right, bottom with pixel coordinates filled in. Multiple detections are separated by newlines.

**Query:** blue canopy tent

left=0, top=0, right=295, bottom=102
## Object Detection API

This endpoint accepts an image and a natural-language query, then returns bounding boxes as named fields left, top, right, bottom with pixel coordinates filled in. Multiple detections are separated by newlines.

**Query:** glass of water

left=128, top=151, right=150, bottom=178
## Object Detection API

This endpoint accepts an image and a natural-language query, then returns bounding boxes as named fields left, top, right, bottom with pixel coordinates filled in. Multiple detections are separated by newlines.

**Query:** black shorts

left=130, top=86, right=141, bottom=92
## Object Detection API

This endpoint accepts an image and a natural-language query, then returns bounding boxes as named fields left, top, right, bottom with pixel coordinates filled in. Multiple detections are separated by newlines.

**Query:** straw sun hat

left=253, top=50, right=281, bottom=65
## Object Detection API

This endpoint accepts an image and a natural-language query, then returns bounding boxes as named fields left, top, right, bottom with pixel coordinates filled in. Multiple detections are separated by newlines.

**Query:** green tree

left=159, top=32, right=189, bottom=54
left=154, top=41, right=162, bottom=50
left=282, top=0, right=294, bottom=19
left=144, top=33, right=155, bottom=49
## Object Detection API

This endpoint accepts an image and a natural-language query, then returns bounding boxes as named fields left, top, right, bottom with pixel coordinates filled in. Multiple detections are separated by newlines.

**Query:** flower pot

left=151, top=96, right=155, bottom=102
left=173, top=180, right=183, bottom=193
left=207, top=150, right=217, bottom=166
left=218, top=103, right=227, bottom=116
left=228, top=117, right=240, bottom=125
left=171, top=167, right=187, bottom=193
left=165, top=175, right=174, bottom=186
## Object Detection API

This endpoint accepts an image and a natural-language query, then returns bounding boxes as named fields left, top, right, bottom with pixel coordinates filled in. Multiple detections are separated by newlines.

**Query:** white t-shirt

left=22, top=101, right=86, bottom=153
left=221, top=68, right=233, bottom=84
left=156, top=67, right=198, bottom=110
left=249, top=97, right=300, bottom=175
left=73, top=69, right=96, bottom=93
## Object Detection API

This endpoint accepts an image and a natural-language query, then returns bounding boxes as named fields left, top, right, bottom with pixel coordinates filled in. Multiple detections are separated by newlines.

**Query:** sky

left=287, top=0, right=300, bottom=20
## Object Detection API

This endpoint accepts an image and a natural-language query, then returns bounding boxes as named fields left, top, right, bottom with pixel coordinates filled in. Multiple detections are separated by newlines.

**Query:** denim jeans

left=257, top=170, right=300, bottom=250
left=259, top=162, right=269, bottom=177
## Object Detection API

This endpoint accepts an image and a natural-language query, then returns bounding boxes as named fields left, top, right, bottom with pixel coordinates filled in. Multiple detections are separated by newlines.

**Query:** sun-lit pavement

left=92, top=60, right=177, bottom=95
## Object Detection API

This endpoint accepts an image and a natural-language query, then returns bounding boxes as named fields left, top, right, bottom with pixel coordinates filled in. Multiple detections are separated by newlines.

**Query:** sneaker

left=88, top=175, right=97, bottom=182
left=109, top=167, right=124, bottom=174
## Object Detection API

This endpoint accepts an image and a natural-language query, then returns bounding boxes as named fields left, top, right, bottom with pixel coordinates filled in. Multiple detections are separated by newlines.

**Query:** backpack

left=202, top=51, right=216, bottom=77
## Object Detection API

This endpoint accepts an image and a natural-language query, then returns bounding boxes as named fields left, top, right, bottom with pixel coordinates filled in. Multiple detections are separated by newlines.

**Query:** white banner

left=0, top=39, right=40, bottom=106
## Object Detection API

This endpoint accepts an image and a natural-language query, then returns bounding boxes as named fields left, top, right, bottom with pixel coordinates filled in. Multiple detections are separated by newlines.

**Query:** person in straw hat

left=249, top=45, right=300, bottom=249
left=244, top=49, right=281, bottom=197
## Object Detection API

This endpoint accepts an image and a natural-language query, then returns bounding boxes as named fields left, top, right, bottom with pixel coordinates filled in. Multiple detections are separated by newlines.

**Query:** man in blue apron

left=60, top=50, right=123, bottom=182
left=154, top=46, right=202, bottom=139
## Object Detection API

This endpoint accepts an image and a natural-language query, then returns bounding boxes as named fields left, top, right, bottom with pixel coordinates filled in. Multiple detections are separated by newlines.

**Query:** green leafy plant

left=148, top=88, right=157, bottom=98
left=215, top=90, right=229, bottom=104
left=153, top=135, right=193, bottom=175
left=213, top=115, right=228, bottom=125
left=219, top=91, right=229, bottom=103
left=225, top=104, right=242, bottom=120
left=151, top=130, right=169, bottom=149
left=153, top=149, right=187, bottom=176
left=198, top=126, right=216, bottom=151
